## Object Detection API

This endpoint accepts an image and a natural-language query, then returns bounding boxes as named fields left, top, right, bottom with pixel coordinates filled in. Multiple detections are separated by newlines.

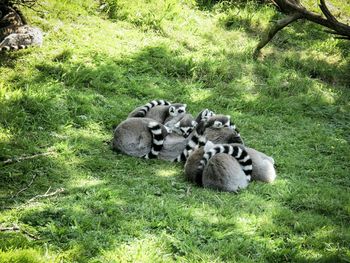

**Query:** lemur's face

left=207, top=115, right=231, bottom=129
left=169, top=104, right=187, bottom=117
left=175, top=120, right=197, bottom=138
left=201, top=109, right=215, bottom=121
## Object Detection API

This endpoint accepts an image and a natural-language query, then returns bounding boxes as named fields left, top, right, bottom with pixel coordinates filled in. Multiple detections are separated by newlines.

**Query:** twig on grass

left=27, top=187, right=65, bottom=203
left=0, top=225, right=20, bottom=231
left=13, top=174, right=37, bottom=198
left=1, top=150, right=56, bottom=166
left=0, top=224, right=40, bottom=240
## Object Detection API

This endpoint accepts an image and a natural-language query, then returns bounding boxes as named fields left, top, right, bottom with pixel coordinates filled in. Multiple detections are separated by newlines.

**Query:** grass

left=0, top=0, right=349, bottom=262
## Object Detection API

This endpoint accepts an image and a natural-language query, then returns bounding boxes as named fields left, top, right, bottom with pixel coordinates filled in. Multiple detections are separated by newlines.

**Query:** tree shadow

left=1, top=43, right=349, bottom=261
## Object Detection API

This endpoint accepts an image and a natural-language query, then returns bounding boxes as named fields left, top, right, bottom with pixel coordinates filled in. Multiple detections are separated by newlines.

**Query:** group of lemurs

left=0, top=3, right=43, bottom=52
left=112, top=100, right=277, bottom=193
left=1, top=4, right=276, bottom=192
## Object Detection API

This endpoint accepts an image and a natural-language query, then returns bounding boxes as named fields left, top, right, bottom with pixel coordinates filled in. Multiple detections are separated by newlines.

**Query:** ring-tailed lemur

left=128, top=100, right=170, bottom=118
left=112, top=100, right=189, bottom=159
left=112, top=117, right=169, bottom=159
left=144, top=121, right=168, bottom=159
left=184, top=146, right=250, bottom=192
left=128, top=100, right=187, bottom=124
left=166, top=113, right=197, bottom=138
left=0, top=4, right=43, bottom=51
left=195, top=109, right=215, bottom=124
left=184, top=141, right=276, bottom=192
left=198, top=143, right=253, bottom=180
left=144, top=110, right=229, bottom=162
left=173, top=114, right=243, bottom=162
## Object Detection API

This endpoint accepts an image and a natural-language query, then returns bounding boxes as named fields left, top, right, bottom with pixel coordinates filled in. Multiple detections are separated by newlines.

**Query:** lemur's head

left=206, top=115, right=231, bottom=129
left=174, top=119, right=197, bottom=138
left=169, top=103, right=187, bottom=117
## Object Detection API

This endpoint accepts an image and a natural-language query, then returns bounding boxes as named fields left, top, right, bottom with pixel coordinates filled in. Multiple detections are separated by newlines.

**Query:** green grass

left=0, top=0, right=349, bottom=262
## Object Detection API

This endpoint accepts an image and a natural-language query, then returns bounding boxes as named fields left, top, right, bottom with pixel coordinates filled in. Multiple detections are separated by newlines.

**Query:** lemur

left=112, top=117, right=169, bottom=159
left=184, top=141, right=276, bottom=192
left=173, top=114, right=243, bottom=162
left=128, top=99, right=187, bottom=124
left=0, top=4, right=43, bottom=51
left=113, top=100, right=189, bottom=159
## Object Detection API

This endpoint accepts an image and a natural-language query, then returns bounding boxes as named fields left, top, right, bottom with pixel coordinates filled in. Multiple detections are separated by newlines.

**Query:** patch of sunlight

left=189, top=88, right=212, bottom=102
left=236, top=214, right=258, bottom=236
left=242, top=92, right=260, bottom=103
left=63, top=125, right=105, bottom=140
left=156, top=169, right=178, bottom=177
left=71, top=178, right=105, bottom=188
left=0, top=248, right=58, bottom=263
left=0, top=128, right=13, bottom=144
left=300, top=51, right=342, bottom=67
left=99, top=234, right=171, bottom=262
left=310, top=83, right=337, bottom=105
left=295, top=248, right=324, bottom=262
left=311, top=225, right=336, bottom=241
left=191, top=207, right=219, bottom=224
left=234, top=71, right=256, bottom=90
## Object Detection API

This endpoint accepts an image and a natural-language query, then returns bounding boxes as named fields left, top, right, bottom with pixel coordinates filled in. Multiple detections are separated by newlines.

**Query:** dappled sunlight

left=69, top=178, right=106, bottom=189
left=0, top=0, right=349, bottom=261
left=308, top=82, right=337, bottom=105
left=156, top=169, right=178, bottom=178
left=0, top=128, right=13, bottom=146
left=189, top=87, right=212, bottom=103
left=99, top=234, right=171, bottom=262
left=191, top=206, right=220, bottom=224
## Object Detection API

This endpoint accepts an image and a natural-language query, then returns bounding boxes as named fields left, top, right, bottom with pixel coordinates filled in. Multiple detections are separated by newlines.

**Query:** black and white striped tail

left=0, top=45, right=28, bottom=52
left=144, top=121, right=165, bottom=159
left=173, top=131, right=207, bottom=162
left=198, top=144, right=253, bottom=180
left=134, top=100, right=170, bottom=117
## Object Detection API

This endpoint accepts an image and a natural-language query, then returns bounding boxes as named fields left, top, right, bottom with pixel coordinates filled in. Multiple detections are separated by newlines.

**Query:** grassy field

left=0, top=0, right=349, bottom=262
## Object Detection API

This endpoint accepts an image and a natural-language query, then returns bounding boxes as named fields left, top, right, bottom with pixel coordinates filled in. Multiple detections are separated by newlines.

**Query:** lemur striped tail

left=144, top=121, right=165, bottom=159
left=133, top=100, right=170, bottom=117
left=173, top=120, right=207, bottom=162
left=0, top=45, right=28, bottom=52
left=173, top=131, right=207, bottom=162
left=198, top=144, right=253, bottom=179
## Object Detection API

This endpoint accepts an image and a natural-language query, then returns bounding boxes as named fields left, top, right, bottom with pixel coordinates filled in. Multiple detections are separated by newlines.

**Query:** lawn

left=0, top=0, right=349, bottom=262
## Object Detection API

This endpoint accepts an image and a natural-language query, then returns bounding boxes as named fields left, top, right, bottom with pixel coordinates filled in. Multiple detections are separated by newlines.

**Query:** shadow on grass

left=0, top=52, right=25, bottom=68
left=2, top=159, right=348, bottom=261
left=1, top=44, right=349, bottom=261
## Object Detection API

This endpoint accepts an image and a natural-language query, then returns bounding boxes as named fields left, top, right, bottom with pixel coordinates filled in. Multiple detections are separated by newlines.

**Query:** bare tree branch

left=254, top=0, right=350, bottom=57
left=254, top=12, right=302, bottom=57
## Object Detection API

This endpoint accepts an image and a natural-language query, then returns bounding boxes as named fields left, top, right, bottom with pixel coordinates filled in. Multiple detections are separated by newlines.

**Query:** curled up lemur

left=113, top=100, right=191, bottom=159
left=0, top=4, right=43, bottom=51
left=113, top=100, right=223, bottom=161
left=184, top=141, right=276, bottom=192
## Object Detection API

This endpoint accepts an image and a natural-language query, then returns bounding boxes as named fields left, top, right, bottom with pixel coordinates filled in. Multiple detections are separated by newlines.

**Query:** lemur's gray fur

left=0, top=4, right=43, bottom=51
left=184, top=141, right=276, bottom=192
